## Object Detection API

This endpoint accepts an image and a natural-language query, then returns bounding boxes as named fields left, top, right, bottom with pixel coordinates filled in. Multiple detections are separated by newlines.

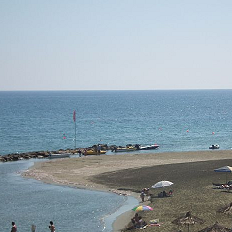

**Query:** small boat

left=112, top=146, right=137, bottom=152
left=84, top=150, right=106, bottom=155
left=48, top=153, right=71, bottom=159
left=138, top=144, right=160, bottom=150
left=209, top=144, right=220, bottom=150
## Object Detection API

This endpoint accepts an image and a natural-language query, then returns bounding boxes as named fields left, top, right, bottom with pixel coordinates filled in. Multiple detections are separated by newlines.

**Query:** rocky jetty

left=0, top=149, right=77, bottom=163
left=0, top=151, right=46, bottom=162
left=0, top=143, right=136, bottom=163
left=0, top=144, right=114, bottom=163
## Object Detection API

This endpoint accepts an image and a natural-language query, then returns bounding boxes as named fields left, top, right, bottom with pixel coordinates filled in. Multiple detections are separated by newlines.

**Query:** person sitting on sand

left=129, top=213, right=141, bottom=230
left=135, top=216, right=142, bottom=228
left=131, top=213, right=140, bottom=225
left=158, top=192, right=163, bottom=197
left=136, top=216, right=147, bottom=228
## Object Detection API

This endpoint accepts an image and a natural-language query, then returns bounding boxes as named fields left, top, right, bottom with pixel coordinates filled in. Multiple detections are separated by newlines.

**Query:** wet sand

left=23, top=150, right=232, bottom=231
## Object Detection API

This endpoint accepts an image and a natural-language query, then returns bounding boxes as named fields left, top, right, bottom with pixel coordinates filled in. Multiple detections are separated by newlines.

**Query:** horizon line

left=0, top=88, right=232, bottom=92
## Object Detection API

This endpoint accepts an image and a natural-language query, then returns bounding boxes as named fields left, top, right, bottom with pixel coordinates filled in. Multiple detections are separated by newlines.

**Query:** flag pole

left=75, top=119, right=76, bottom=149
left=73, top=110, right=76, bottom=149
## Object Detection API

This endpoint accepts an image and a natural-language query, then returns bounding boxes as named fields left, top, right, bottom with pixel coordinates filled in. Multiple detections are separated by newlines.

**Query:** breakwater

left=0, top=150, right=51, bottom=162
left=0, top=144, right=116, bottom=162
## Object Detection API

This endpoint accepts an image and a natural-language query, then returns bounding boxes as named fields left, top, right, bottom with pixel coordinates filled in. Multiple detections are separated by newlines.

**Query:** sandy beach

left=23, top=150, right=232, bottom=231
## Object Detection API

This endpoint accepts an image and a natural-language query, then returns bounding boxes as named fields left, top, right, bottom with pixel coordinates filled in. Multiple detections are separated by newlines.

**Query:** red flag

left=73, top=110, right=76, bottom=122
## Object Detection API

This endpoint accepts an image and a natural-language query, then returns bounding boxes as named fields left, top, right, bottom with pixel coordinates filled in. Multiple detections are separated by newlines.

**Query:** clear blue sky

left=1, top=0, right=232, bottom=90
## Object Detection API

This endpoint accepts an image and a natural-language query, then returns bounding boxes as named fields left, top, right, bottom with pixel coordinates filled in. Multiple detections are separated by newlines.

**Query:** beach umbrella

left=198, top=222, right=231, bottom=232
left=152, top=180, right=173, bottom=188
left=132, top=205, right=153, bottom=212
left=172, top=211, right=204, bottom=232
left=214, top=166, right=232, bottom=183
left=214, top=166, right=232, bottom=173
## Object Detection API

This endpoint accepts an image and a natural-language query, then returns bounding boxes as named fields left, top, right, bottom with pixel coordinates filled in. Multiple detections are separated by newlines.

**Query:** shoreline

left=23, top=150, right=232, bottom=194
left=22, top=150, right=232, bottom=231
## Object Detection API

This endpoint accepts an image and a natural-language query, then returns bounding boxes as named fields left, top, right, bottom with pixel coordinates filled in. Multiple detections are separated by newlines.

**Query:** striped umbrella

left=132, top=205, right=153, bottom=212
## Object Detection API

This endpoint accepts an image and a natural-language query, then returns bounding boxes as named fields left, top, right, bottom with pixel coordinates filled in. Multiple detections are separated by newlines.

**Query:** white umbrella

left=152, top=180, right=173, bottom=188
left=214, top=166, right=232, bottom=183
left=214, top=166, right=232, bottom=173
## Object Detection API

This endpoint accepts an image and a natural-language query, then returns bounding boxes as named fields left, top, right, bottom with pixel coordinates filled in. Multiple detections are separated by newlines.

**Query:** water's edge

left=21, top=159, right=139, bottom=232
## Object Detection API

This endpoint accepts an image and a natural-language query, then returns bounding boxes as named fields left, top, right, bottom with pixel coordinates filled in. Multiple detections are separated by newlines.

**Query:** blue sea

left=1, top=90, right=232, bottom=231
left=1, top=90, right=232, bottom=155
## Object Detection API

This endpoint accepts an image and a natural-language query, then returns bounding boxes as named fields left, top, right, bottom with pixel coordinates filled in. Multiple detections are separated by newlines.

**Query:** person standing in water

left=31, top=224, right=36, bottom=232
left=49, top=221, right=55, bottom=232
left=11, top=222, right=17, bottom=232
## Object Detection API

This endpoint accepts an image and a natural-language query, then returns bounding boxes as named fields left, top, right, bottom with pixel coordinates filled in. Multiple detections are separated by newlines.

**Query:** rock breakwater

left=0, top=149, right=74, bottom=162
left=0, top=144, right=114, bottom=163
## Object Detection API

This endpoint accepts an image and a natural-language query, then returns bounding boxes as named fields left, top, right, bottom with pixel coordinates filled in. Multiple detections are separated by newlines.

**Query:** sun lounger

left=149, top=223, right=161, bottom=227
left=150, top=219, right=159, bottom=224
left=149, top=219, right=161, bottom=227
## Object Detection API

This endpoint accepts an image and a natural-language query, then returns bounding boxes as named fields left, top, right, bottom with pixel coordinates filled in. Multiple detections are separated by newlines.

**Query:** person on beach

left=147, top=193, right=153, bottom=203
left=143, top=188, right=149, bottom=196
left=140, top=191, right=145, bottom=202
left=169, top=189, right=173, bottom=196
left=49, top=221, right=55, bottom=232
left=130, top=213, right=141, bottom=229
left=136, top=216, right=147, bottom=228
left=97, top=144, right=101, bottom=155
left=131, top=213, right=140, bottom=224
left=11, top=222, right=17, bottom=232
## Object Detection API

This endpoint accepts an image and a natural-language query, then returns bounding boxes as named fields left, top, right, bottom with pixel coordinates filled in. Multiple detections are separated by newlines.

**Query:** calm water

left=1, top=90, right=232, bottom=231
left=1, top=90, right=232, bottom=155
left=0, top=159, right=138, bottom=232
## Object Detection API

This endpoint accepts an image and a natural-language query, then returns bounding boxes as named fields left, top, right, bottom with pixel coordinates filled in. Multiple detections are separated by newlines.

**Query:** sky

left=1, top=0, right=232, bottom=91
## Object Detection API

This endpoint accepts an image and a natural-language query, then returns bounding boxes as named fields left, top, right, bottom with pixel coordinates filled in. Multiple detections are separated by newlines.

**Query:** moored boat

left=84, top=149, right=107, bottom=155
left=138, top=144, right=160, bottom=150
left=48, top=153, right=71, bottom=159
left=112, top=146, right=137, bottom=152
left=209, top=144, right=220, bottom=149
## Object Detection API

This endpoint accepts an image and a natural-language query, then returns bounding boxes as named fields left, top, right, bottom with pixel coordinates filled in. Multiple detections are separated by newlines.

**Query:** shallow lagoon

left=0, top=159, right=138, bottom=232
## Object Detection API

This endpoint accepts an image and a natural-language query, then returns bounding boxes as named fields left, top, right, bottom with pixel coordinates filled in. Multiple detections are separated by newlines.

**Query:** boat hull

left=84, top=150, right=106, bottom=155
left=48, top=153, right=71, bottom=159
left=209, top=144, right=220, bottom=149
left=113, top=147, right=137, bottom=152
left=139, top=145, right=159, bottom=150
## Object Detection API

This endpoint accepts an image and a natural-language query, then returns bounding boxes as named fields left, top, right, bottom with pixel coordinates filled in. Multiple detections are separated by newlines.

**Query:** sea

left=1, top=90, right=232, bottom=231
